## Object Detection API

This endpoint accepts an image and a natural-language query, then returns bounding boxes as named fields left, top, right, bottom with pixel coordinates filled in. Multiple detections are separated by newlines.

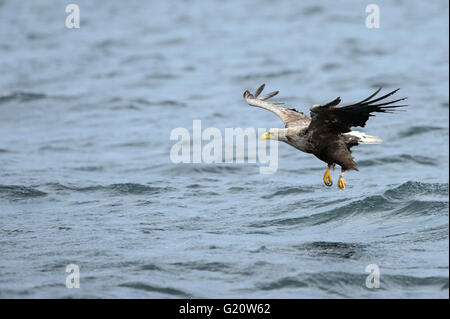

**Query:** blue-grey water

left=0, top=0, right=448, bottom=298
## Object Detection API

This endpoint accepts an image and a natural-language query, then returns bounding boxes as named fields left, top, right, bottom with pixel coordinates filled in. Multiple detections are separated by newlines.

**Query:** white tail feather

left=344, top=131, right=382, bottom=144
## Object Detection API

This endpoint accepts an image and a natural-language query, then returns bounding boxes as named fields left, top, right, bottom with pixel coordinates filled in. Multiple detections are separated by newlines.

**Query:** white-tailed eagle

left=243, top=84, right=407, bottom=190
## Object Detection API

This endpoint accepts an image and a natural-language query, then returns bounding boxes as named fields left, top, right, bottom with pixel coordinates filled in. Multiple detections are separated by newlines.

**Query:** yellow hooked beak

left=260, top=132, right=271, bottom=140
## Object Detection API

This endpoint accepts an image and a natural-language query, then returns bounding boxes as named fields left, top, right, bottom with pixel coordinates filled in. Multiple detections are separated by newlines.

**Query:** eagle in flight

left=243, top=84, right=407, bottom=190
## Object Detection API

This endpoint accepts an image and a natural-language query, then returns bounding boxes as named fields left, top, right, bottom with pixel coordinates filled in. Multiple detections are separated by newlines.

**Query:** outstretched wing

left=243, top=84, right=310, bottom=128
left=308, top=88, right=407, bottom=134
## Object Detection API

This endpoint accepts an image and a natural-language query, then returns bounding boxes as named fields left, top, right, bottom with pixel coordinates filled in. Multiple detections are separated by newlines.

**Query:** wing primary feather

left=364, top=88, right=401, bottom=105
left=260, top=91, right=279, bottom=100
left=322, top=97, right=341, bottom=107
left=376, top=104, right=408, bottom=109
left=369, top=98, right=407, bottom=107
left=355, top=88, right=381, bottom=104
left=254, top=84, right=265, bottom=98
left=243, top=90, right=252, bottom=99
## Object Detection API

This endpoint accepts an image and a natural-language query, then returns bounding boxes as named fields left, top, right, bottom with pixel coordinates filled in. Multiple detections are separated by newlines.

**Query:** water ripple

left=250, top=181, right=449, bottom=228
left=0, top=92, right=47, bottom=104
left=118, top=282, right=190, bottom=297
left=397, top=125, right=444, bottom=138
left=0, top=185, right=47, bottom=200
left=256, top=272, right=448, bottom=297
left=47, top=182, right=174, bottom=196
left=358, top=154, right=438, bottom=167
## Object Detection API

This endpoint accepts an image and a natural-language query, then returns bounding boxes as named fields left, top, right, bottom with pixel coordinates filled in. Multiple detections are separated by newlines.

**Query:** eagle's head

left=260, top=128, right=286, bottom=141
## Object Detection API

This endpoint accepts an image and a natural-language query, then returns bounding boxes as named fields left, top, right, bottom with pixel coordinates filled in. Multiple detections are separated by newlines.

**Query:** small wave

left=413, top=224, right=449, bottom=242
left=357, top=154, right=438, bottom=167
left=94, top=71, right=122, bottom=79
left=250, top=181, right=448, bottom=228
left=119, top=54, right=163, bottom=66
left=206, top=112, right=225, bottom=119
left=0, top=91, right=47, bottom=104
left=119, top=282, right=190, bottom=297
left=48, top=182, right=173, bottom=195
left=249, top=195, right=391, bottom=228
left=397, top=125, right=444, bottom=138
left=390, top=200, right=448, bottom=218
left=0, top=185, right=47, bottom=200
left=170, top=261, right=232, bottom=273
left=154, top=37, right=185, bottom=46
left=256, top=272, right=448, bottom=297
left=164, top=164, right=245, bottom=176
left=131, top=98, right=153, bottom=105
left=261, top=187, right=315, bottom=199
left=27, top=32, right=49, bottom=41
left=187, top=184, right=203, bottom=189
left=384, top=181, right=448, bottom=199
left=145, top=73, right=178, bottom=80
left=352, top=47, right=387, bottom=57
left=235, top=69, right=303, bottom=81
left=39, top=145, right=72, bottom=152
left=101, top=183, right=174, bottom=195
left=228, top=186, right=247, bottom=193
left=108, top=97, right=185, bottom=108
left=72, top=166, right=105, bottom=172
left=110, top=104, right=141, bottom=111
left=321, top=63, right=341, bottom=71
left=258, top=276, right=308, bottom=290
left=94, top=39, right=128, bottom=50
left=188, top=190, right=220, bottom=197
left=150, top=100, right=186, bottom=107
left=110, top=141, right=150, bottom=148
left=139, top=263, right=162, bottom=271
left=302, top=5, right=325, bottom=15
left=294, top=241, right=367, bottom=260
left=383, top=274, right=449, bottom=290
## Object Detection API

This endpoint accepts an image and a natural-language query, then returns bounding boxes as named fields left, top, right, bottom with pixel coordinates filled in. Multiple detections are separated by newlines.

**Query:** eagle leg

left=338, top=170, right=346, bottom=190
left=323, top=165, right=333, bottom=186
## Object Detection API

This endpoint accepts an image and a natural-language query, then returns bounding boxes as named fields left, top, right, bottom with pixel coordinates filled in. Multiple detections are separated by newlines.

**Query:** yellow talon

left=323, top=167, right=333, bottom=186
left=338, top=172, right=346, bottom=190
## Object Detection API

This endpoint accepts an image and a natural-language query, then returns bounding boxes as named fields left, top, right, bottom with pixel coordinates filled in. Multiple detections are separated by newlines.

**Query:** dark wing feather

left=308, top=88, right=407, bottom=133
